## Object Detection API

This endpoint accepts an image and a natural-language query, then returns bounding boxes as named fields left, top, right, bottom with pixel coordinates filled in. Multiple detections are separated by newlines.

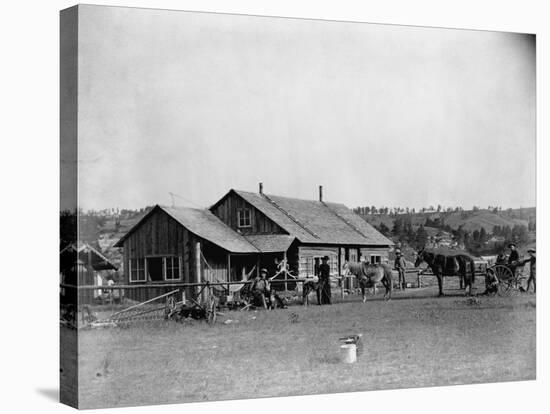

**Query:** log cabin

left=114, top=185, right=393, bottom=301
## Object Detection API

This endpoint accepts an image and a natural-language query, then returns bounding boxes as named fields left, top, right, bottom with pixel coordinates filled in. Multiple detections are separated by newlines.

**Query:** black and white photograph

left=58, top=4, right=539, bottom=409
left=60, top=5, right=537, bottom=408
left=3, top=1, right=547, bottom=413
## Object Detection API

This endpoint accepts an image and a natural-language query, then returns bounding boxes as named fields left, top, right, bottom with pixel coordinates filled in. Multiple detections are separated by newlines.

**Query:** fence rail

left=60, top=279, right=306, bottom=291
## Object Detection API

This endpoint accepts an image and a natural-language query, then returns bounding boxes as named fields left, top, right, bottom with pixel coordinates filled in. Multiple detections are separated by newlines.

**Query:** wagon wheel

left=491, top=265, right=514, bottom=296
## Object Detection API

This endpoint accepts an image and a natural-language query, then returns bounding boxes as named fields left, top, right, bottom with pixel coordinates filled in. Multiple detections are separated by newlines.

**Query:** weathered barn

left=115, top=185, right=393, bottom=300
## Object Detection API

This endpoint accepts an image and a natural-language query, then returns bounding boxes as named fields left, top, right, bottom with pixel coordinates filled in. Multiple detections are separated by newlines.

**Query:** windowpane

left=130, top=258, right=146, bottom=282
left=237, top=209, right=251, bottom=228
left=165, top=256, right=180, bottom=280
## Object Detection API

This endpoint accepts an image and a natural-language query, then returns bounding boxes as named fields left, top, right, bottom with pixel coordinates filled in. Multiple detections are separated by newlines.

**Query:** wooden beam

left=195, top=241, right=202, bottom=301
left=227, top=253, right=231, bottom=293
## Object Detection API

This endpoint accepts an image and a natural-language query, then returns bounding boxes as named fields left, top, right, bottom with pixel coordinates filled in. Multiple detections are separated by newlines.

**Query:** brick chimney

left=319, top=185, right=323, bottom=202
left=259, top=182, right=263, bottom=195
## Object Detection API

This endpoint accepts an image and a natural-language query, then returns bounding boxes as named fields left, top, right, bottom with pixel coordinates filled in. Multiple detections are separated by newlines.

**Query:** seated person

left=251, top=268, right=271, bottom=309
left=495, top=252, right=507, bottom=264
left=483, top=270, right=499, bottom=295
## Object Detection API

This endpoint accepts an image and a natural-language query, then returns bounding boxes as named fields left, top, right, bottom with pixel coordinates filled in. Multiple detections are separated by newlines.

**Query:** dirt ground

left=70, top=286, right=536, bottom=409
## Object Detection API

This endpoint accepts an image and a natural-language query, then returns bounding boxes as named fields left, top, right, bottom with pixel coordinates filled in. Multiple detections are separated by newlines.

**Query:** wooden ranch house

left=114, top=185, right=393, bottom=301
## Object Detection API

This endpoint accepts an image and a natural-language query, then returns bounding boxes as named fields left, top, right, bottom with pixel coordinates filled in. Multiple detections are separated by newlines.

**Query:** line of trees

left=352, top=205, right=525, bottom=216
left=353, top=205, right=477, bottom=216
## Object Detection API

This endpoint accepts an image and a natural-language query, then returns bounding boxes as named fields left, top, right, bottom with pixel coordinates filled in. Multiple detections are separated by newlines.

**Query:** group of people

left=484, top=243, right=536, bottom=295
left=248, top=243, right=536, bottom=307
left=249, top=256, right=333, bottom=308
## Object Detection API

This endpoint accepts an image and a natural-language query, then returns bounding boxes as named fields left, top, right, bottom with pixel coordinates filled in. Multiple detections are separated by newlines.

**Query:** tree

left=378, top=222, right=390, bottom=236
left=415, top=225, right=429, bottom=248
left=511, top=224, right=529, bottom=245
left=479, top=227, right=487, bottom=244
left=392, top=217, right=404, bottom=237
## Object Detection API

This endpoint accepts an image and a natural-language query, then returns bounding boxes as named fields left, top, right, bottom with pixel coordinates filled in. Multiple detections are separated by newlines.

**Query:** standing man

left=318, top=256, right=332, bottom=305
left=394, top=251, right=407, bottom=290
left=525, top=249, right=536, bottom=293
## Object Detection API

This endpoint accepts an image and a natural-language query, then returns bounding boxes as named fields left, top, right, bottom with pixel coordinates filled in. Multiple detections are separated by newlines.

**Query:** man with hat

left=318, top=256, right=332, bottom=305
left=507, top=243, right=519, bottom=265
left=251, top=268, right=271, bottom=309
left=507, top=242, right=520, bottom=280
left=394, top=250, right=407, bottom=290
left=525, top=249, right=536, bottom=293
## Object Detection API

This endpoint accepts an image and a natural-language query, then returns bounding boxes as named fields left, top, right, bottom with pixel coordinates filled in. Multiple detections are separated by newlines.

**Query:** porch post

left=227, top=253, right=231, bottom=294
left=284, top=252, right=288, bottom=291
left=195, top=241, right=202, bottom=301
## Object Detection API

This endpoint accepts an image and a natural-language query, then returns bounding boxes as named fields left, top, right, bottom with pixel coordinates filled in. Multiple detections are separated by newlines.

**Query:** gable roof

left=60, top=241, right=118, bottom=271
left=230, top=190, right=393, bottom=246
left=114, top=205, right=259, bottom=254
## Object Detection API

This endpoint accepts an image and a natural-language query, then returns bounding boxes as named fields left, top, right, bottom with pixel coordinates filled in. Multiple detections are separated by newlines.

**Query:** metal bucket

left=340, top=344, right=357, bottom=363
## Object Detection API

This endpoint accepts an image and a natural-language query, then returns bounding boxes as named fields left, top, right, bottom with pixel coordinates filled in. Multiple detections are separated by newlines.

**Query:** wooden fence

left=61, top=265, right=490, bottom=308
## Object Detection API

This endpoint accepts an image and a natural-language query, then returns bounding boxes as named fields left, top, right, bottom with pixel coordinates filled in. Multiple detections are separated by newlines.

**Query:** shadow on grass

left=309, top=353, right=341, bottom=366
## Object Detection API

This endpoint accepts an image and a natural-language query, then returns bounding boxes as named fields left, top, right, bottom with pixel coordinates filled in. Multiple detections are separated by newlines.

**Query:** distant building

left=60, top=241, right=119, bottom=304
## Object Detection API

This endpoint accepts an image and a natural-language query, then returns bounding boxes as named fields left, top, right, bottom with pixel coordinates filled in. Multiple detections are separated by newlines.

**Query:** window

left=129, top=258, right=146, bottom=282
left=370, top=255, right=381, bottom=264
left=237, top=208, right=251, bottom=228
left=165, top=256, right=180, bottom=280
left=131, top=256, right=181, bottom=282
left=302, top=255, right=338, bottom=277
left=147, top=257, right=164, bottom=282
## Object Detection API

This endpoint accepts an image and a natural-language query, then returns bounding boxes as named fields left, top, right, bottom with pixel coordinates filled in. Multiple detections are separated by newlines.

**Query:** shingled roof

left=114, top=205, right=259, bottom=254
left=232, top=190, right=393, bottom=246
left=244, top=234, right=296, bottom=253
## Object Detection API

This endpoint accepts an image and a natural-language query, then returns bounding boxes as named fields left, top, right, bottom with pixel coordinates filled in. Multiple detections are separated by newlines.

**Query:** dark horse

left=414, top=248, right=476, bottom=296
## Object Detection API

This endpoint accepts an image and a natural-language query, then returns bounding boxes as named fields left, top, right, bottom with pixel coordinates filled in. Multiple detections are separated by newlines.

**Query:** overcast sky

left=70, top=5, right=536, bottom=212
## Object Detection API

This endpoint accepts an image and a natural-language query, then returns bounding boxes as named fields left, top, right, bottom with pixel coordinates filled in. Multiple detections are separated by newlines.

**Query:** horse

left=343, top=261, right=393, bottom=302
left=414, top=248, right=476, bottom=296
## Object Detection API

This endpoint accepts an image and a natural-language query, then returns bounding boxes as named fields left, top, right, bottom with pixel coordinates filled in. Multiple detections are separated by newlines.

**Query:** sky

left=65, top=5, right=536, bottom=212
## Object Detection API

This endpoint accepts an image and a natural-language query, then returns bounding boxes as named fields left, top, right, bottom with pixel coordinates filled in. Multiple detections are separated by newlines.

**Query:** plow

left=86, top=285, right=220, bottom=327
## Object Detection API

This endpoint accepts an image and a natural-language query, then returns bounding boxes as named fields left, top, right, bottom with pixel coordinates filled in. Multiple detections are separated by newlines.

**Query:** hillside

left=357, top=206, right=535, bottom=256
left=360, top=207, right=534, bottom=233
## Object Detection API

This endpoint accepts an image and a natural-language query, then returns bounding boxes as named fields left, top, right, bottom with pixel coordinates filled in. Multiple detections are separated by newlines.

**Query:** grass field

left=69, top=286, right=536, bottom=409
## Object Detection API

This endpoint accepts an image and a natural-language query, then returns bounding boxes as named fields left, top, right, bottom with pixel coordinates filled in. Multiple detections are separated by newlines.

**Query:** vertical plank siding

left=121, top=208, right=201, bottom=302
